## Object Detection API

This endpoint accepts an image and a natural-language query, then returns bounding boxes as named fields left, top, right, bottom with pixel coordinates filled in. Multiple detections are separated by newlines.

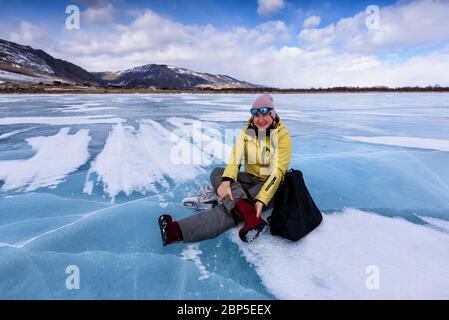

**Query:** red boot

left=158, top=214, right=183, bottom=246
left=234, top=200, right=267, bottom=242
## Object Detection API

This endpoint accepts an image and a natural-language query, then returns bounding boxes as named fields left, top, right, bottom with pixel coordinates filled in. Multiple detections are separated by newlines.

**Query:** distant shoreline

left=1, top=84, right=449, bottom=94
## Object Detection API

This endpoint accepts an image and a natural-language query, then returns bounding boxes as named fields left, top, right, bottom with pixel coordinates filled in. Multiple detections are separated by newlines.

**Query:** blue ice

left=1, top=93, right=449, bottom=299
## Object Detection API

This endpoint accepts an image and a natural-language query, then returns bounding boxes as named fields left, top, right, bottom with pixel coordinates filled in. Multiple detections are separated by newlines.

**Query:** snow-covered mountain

left=0, top=38, right=257, bottom=89
left=93, top=64, right=258, bottom=89
left=0, top=39, right=97, bottom=84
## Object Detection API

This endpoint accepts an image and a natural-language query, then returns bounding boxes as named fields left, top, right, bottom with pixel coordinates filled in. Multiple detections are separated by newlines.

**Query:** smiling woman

left=0, top=90, right=449, bottom=301
left=159, top=94, right=292, bottom=245
left=1, top=0, right=449, bottom=305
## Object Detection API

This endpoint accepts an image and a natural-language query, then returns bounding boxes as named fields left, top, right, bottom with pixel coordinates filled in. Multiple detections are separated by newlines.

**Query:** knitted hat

left=251, top=94, right=277, bottom=119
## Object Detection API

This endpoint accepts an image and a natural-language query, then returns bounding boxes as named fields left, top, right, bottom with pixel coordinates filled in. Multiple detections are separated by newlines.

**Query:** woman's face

left=252, top=114, right=273, bottom=130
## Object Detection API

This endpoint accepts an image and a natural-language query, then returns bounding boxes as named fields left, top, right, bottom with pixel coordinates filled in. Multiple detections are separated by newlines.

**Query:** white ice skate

left=181, top=184, right=218, bottom=211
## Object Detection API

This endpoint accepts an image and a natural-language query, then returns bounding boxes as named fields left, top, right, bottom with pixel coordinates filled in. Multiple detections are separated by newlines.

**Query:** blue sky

left=0, top=0, right=396, bottom=39
left=1, top=0, right=449, bottom=87
left=0, top=1, right=394, bottom=25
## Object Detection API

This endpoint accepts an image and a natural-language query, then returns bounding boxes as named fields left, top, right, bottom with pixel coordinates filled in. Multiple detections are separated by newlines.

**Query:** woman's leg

left=160, top=168, right=266, bottom=245
left=176, top=167, right=246, bottom=243
left=210, top=167, right=270, bottom=242
left=177, top=204, right=237, bottom=242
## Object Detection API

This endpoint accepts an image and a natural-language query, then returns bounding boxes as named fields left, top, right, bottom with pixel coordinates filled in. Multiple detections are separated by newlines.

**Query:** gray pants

left=178, top=167, right=270, bottom=243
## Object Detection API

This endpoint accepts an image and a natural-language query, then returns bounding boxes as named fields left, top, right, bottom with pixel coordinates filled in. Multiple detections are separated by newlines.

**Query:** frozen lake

left=0, top=93, right=449, bottom=299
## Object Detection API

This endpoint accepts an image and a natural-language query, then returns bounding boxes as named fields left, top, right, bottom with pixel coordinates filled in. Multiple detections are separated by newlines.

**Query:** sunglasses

left=250, top=107, right=272, bottom=116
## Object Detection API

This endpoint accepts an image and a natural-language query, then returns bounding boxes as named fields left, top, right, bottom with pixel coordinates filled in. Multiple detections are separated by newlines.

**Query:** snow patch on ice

left=61, top=103, right=116, bottom=113
left=420, top=216, right=449, bottom=234
left=343, top=136, right=449, bottom=152
left=84, top=120, right=205, bottom=199
left=142, top=96, right=165, bottom=103
left=167, top=117, right=233, bottom=162
left=339, top=111, right=448, bottom=118
left=0, top=128, right=91, bottom=192
left=199, top=112, right=249, bottom=122
left=232, top=208, right=449, bottom=299
left=83, top=180, right=94, bottom=194
left=180, top=244, right=211, bottom=280
left=0, top=115, right=124, bottom=126
left=0, top=126, right=38, bottom=139
left=184, top=99, right=248, bottom=109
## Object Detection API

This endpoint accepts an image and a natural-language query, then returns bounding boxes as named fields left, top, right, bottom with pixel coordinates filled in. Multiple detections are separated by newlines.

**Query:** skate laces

left=197, top=184, right=218, bottom=208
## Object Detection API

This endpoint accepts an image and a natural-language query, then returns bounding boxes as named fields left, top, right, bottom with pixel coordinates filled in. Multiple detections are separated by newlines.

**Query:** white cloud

left=54, top=10, right=290, bottom=70
left=257, top=0, right=285, bottom=17
left=52, top=4, right=449, bottom=88
left=303, top=15, right=321, bottom=29
left=7, top=20, right=50, bottom=47
left=298, top=23, right=334, bottom=49
left=299, top=0, right=449, bottom=53
left=2, top=1, right=449, bottom=88
left=247, top=44, right=449, bottom=88
left=83, top=2, right=115, bottom=23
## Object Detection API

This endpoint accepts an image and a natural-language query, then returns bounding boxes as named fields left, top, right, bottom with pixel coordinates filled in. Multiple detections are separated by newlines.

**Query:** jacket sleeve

left=222, top=129, right=246, bottom=182
left=255, top=128, right=292, bottom=206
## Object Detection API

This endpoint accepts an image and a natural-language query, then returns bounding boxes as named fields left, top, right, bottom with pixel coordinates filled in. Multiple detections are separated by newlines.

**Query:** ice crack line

left=0, top=195, right=156, bottom=249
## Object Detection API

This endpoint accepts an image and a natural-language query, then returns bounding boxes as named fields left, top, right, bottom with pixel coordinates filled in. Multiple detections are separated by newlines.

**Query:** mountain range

left=92, top=64, right=256, bottom=89
left=0, top=39, right=97, bottom=85
left=0, top=38, right=257, bottom=89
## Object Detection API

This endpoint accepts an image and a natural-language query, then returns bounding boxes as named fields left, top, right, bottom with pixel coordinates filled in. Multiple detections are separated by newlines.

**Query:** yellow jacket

left=222, top=116, right=292, bottom=206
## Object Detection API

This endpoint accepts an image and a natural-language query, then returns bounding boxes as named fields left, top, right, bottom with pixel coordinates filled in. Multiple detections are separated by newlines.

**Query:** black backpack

left=268, top=169, right=322, bottom=241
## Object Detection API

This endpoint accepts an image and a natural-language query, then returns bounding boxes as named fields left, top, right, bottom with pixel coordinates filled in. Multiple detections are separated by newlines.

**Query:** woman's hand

left=217, top=181, right=234, bottom=201
left=254, top=201, right=264, bottom=218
